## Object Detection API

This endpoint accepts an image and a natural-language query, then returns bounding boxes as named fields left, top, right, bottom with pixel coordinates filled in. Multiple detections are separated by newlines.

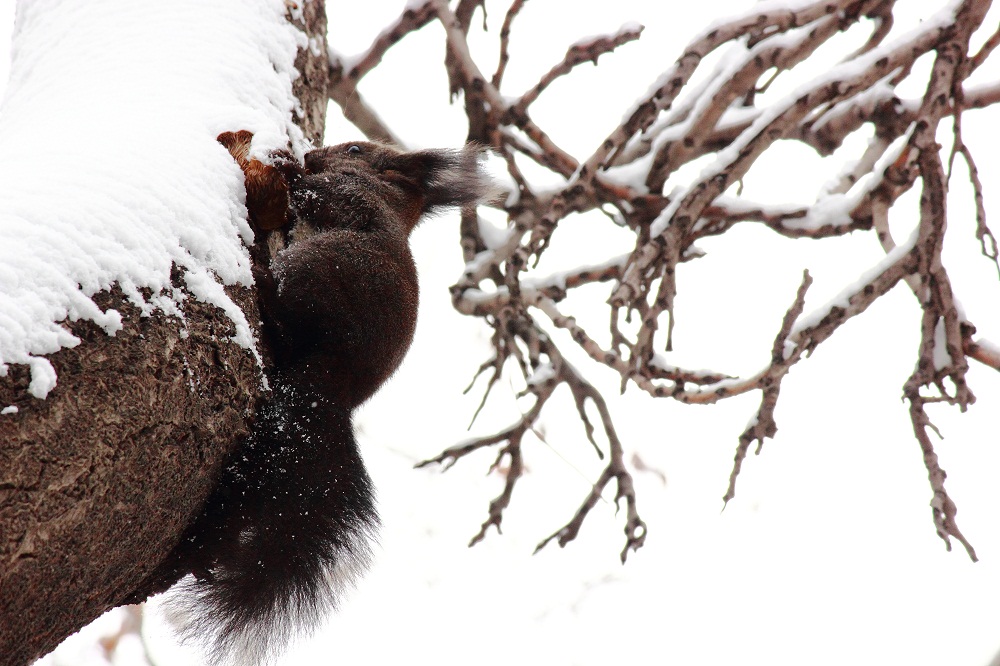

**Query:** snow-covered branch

left=335, top=0, right=1000, bottom=562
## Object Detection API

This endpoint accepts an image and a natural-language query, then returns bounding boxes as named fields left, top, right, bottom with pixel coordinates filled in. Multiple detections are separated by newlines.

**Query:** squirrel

left=148, top=131, right=495, bottom=665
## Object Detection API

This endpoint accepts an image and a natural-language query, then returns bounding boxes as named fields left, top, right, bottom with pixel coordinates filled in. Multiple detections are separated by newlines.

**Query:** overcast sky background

left=4, top=1, right=1000, bottom=665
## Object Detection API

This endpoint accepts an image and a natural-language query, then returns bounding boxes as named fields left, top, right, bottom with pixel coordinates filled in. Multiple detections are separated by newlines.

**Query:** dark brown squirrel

left=155, top=131, right=495, bottom=665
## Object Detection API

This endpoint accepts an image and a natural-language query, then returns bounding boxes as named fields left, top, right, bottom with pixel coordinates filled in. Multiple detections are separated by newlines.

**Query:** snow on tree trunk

left=0, top=1, right=328, bottom=663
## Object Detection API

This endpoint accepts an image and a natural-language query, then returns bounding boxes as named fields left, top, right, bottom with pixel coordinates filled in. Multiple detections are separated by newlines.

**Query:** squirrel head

left=218, top=131, right=500, bottom=243
left=301, top=141, right=498, bottom=233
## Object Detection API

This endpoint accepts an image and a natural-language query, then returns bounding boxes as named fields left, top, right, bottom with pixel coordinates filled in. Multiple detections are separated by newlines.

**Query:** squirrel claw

left=217, top=130, right=291, bottom=233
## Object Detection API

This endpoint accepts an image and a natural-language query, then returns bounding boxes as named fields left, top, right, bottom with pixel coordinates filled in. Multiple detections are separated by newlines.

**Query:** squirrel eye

left=347, top=145, right=362, bottom=154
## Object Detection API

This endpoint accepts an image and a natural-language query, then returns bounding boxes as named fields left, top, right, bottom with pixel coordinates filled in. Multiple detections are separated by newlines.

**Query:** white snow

left=0, top=0, right=307, bottom=397
left=647, top=0, right=962, bottom=239
left=648, top=354, right=726, bottom=382
left=567, top=21, right=644, bottom=51
left=521, top=252, right=629, bottom=293
left=698, top=0, right=832, bottom=36
left=792, top=225, right=919, bottom=335
left=526, top=361, right=556, bottom=388
left=932, top=317, right=951, bottom=370
left=601, top=150, right=655, bottom=192
left=476, top=215, right=515, bottom=251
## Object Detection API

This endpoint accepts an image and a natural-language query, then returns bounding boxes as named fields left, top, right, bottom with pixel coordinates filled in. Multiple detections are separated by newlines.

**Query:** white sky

left=5, top=1, right=1000, bottom=665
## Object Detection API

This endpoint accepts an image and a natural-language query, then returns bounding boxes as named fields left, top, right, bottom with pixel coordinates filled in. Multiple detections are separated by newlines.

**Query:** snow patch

left=0, top=0, right=304, bottom=397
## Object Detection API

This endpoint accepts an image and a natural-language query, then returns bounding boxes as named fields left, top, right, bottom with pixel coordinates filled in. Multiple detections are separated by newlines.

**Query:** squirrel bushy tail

left=165, top=374, right=376, bottom=665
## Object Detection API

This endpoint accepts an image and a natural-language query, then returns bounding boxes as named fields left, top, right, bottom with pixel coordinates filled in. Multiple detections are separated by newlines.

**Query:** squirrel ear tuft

left=394, top=145, right=501, bottom=215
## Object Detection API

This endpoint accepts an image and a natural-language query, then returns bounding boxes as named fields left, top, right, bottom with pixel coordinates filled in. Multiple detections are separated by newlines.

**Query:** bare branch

left=534, top=364, right=646, bottom=562
left=723, top=271, right=812, bottom=506
left=469, top=439, right=525, bottom=547
left=327, top=84, right=403, bottom=146
left=511, top=23, right=644, bottom=115
left=952, top=126, right=999, bottom=277
left=327, top=1, right=437, bottom=145
left=580, top=0, right=874, bottom=174
left=971, top=22, right=1000, bottom=71
left=385, top=0, right=1000, bottom=562
left=965, top=337, right=1000, bottom=371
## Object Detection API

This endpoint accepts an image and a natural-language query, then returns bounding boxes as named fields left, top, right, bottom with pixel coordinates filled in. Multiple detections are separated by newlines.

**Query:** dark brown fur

left=149, top=134, right=494, bottom=665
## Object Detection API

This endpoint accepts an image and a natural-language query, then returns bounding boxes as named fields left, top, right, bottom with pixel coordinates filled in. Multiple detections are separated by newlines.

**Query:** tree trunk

left=0, top=3, right=328, bottom=665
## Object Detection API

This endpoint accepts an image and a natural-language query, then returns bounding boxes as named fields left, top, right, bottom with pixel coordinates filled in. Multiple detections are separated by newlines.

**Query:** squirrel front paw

left=217, top=130, right=291, bottom=232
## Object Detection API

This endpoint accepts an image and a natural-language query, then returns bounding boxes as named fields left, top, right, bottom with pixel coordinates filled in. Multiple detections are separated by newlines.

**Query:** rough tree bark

left=0, top=3, right=328, bottom=665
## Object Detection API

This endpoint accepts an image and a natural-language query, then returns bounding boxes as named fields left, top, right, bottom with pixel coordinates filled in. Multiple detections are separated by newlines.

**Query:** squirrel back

left=153, top=134, right=495, bottom=665
left=269, top=141, right=496, bottom=407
